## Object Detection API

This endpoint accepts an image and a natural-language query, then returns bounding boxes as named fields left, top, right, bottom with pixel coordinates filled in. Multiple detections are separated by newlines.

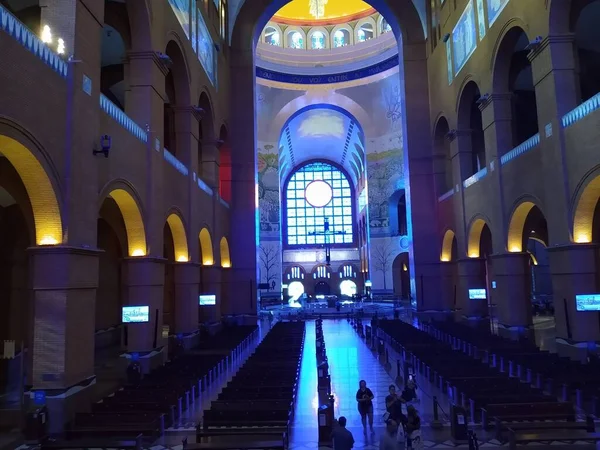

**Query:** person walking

left=356, top=379, right=375, bottom=435
left=331, top=416, right=354, bottom=450
left=405, top=405, right=422, bottom=449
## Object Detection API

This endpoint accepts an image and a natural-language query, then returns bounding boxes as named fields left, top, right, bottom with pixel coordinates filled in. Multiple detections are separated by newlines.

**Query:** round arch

left=166, top=211, right=189, bottom=262
left=507, top=200, right=543, bottom=252
left=490, top=21, right=531, bottom=90
left=331, top=25, right=354, bottom=47
left=283, top=27, right=306, bottom=49
left=441, top=229, right=456, bottom=262
left=456, top=78, right=482, bottom=130
left=572, top=172, right=600, bottom=244
left=101, top=187, right=147, bottom=257
left=199, top=227, right=214, bottom=265
left=0, top=134, right=62, bottom=246
left=164, top=37, right=192, bottom=107
left=124, top=0, right=153, bottom=51
left=355, top=16, right=377, bottom=42
left=198, top=90, right=216, bottom=141
left=262, top=22, right=283, bottom=45
left=307, top=27, right=330, bottom=49
left=467, top=217, right=490, bottom=258
left=220, top=237, right=231, bottom=268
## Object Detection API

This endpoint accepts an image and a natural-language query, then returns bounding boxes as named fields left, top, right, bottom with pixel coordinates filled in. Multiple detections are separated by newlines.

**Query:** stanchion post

left=430, top=396, right=443, bottom=429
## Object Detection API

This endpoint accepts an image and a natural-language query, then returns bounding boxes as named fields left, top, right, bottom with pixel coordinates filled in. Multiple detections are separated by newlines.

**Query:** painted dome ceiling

left=273, top=0, right=374, bottom=25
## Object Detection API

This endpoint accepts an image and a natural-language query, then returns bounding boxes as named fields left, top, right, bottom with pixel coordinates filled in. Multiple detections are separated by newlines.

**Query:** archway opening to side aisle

left=457, top=81, right=486, bottom=178
left=573, top=1, right=600, bottom=102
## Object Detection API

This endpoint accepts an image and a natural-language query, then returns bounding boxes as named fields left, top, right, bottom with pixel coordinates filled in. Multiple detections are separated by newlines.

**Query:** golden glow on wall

left=108, top=189, right=147, bottom=257
left=467, top=219, right=487, bottom=258
left=0, top=136, right=62, bottom=246
left=199, top=228, right=214, bottom=265
left=220, top=237, right=231, bottom=268
left=166, top=213, right=189, bottom=263
left=573, top=176, right=600, bottom=244
left=274, top=0, right=373, bottom=24
left=440, top=229, right=456, bottom=262
left=528, top=251, right=538, bottom=266
left=507, top=201, right=536, bottom=253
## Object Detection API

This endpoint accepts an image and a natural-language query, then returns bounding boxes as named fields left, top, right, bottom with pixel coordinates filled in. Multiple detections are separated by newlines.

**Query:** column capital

left=477, top=92, right=513, bottom=112
left=27, top=245, right=102, bottom=257
left=527, top=34, right=576, bottom=63
left=172, top=105, right=205, bottom=122
left=127, top=51, right=171, bottom=77
left=446, top=129, right=472, bottom=142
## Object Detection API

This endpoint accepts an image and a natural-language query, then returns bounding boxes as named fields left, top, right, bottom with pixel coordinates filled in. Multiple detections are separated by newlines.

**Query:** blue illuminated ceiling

left=278, top=106, right=365, bottom=184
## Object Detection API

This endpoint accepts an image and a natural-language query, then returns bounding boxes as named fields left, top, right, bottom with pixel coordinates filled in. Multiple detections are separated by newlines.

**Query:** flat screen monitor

left=122, top=306, right=150, bottom=323
left=576, top=294, right=600, bottom=311
left=199, top=294, right=216, bottom=306
left=469, top=288, right=487, bottom=300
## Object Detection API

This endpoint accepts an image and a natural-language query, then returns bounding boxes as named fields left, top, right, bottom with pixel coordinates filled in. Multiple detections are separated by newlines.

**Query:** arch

left=507, top=200, right=541, bottom=252
left=456, top=78, right=482, bottom=129
left=165, top=211, right=189, bottom=262
left=124, top=0, right=153, bottom=51
left=440, top=229, right=456, bottom=262
left=0, top=134, right=62, bottom=246
left=572, top=172, right=600, bottom=244
left=433, top=115, right=453, bottom=193
left=164, top=37, right=192, bottom=106
left=331, top=25, right=353, bottom=47
left=283, top=27, right=306, bottom=49
left=467, top=217, right=490, bottom=258
left=103, top=188, right=147, bottom=257
left=269, top=93, right=373, bottom=141
left=308, top=27, right=330, bottom=49
left=262, top=22, right=283, bottom=46
left=490, top=21, right=531, bottom=89
left=355, top=16, right=377, bottom=42
left=198, top=90, right=216, bottom=140
left=199, top=227, right=214, bottom=265
left=220, top=237, right=231, bottom=268
left=456, top=80, right=486, bottom=176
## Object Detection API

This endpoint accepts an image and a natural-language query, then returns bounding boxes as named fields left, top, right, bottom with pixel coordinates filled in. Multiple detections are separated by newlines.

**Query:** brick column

left=228, top=47, right=258, bottom=314
left=200, top=266, right=222, bottom=322
left=28, top=246, right=100, bottom=433
left=122, top=257, right=166, bottom=370
left=447, top=129, right=473, bottom=252
left=528, top=35, right=579, bottom=244
left=418, top=261, right=457, bottom=320
left=490, top=252, right=533, bottom=339
left=548, top=244, right=600, bottom=361
left=174, top=262, right=200, bottom=334
left=456, top=258, right=488, bottom=320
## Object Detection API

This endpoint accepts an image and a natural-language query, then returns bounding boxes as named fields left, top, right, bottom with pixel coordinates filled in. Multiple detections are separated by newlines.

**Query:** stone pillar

left=490, top=253, right=533, bottom=339
left=548, top=244, right=600, bottom=361
left=529, top=35, right=579, bottom=244
left=28, top=246, right=100, bottom=433
left=228, top=47, right=258, bottom=315
left=456, top=258, right=488, bottom=320
left=417, top=262, right=456, bottom=320
left=122, top=257, right=166, bottom=371
left=173, top=262, right=200, bottom=348
left=200, top=266, right=222, bottom=322
left=402, top=41, right=446, bottom=311
left=201, top=143, right=221, bottom=189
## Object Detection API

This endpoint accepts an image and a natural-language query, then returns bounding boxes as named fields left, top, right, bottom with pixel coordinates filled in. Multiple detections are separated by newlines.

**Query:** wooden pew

left=481, top=402, right=575, bottom=428
left=41, top=434, right=143, bottom=449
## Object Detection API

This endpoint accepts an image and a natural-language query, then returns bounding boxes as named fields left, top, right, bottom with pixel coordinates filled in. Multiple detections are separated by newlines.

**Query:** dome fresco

left=274, top=0, right=374, bottom=24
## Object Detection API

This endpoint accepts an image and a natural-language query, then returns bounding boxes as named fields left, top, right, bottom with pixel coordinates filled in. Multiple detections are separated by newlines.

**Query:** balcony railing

left=438, top=188, right=455, bottom=202
left=163, top=148, right=189, bottom=176
left=562, top=92, right=600, bottom=128
left=500, top=133, right=540, bottom=166
left=463, top=167, right=488, bottom=189
left=0, top=4, right=68, bottom=78
left=99, top=95, right=148, bottom=143
left=197, top=177, right=213, bottom=196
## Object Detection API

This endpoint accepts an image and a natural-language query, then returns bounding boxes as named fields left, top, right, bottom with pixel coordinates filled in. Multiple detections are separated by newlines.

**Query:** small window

left=264, top=26, right=280, bottom=46
left=311, top=31, right=326, bottom=49
left=381, top=18, right=392, bottom=34
left=333, top=29, right=349, bottom=48
left=288, top=31, right=304, bottom=49
left=358, top=23, right=374, bottom=42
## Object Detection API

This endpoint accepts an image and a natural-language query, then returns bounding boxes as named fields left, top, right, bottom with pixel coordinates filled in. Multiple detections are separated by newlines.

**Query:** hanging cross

left=308, top=217, right=346, bottom=265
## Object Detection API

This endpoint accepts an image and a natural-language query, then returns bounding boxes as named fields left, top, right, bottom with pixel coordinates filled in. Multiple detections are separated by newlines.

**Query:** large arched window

left=285, top=162, right=354, bottom=247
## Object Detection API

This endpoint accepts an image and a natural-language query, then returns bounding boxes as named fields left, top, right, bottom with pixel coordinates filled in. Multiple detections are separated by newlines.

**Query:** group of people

left=332, top=379, right=422, bottom=449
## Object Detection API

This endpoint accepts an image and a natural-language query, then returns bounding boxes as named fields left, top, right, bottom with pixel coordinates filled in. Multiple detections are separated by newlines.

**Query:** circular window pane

left=305, top=180, right=333, bottom=207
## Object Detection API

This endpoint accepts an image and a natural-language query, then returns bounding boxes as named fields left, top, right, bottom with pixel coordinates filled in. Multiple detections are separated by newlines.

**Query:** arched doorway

left=457, top=81, right=486, bottom=177
left=340, top=279, right=357, bottom=298
left=392, top=252, right=410, bottom=300
left=433, top=116, right=452, bottom=195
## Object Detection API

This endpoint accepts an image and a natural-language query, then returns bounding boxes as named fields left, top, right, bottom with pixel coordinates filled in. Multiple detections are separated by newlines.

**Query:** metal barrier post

left=430, top=396, right=443, bottom=429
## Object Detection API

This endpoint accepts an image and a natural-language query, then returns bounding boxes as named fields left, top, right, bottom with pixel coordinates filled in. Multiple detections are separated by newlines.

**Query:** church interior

left=1, top=0, right=600, bottom=448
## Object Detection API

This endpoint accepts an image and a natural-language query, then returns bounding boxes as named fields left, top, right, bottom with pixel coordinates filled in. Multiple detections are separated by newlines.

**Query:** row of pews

left=195, top=321, right=305, bottom=449
left=41, top=325, right=258, bottom=449
left=376, top=319, right=600, bottom=448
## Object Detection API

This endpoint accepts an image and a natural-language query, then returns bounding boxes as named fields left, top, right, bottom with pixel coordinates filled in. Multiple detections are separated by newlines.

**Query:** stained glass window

left=333, top=29, right=347, bottom=47
left=311, top=31, right=325, bottom=49
left=284, top=162, right=354, bottom=247
left=289, top=31, right=304, bottom=49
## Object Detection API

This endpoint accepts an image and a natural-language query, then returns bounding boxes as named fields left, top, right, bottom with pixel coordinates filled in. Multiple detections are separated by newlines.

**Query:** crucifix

left=309, top=217, right=346, bottom=266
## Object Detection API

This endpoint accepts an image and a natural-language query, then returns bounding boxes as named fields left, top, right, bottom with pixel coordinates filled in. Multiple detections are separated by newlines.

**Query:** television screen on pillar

left=122, top=306, right=150, bottom=323
left=575, top=294, right=600, bottom=311
left=468, top=289, right=487, bottom=300
left=199, top=294, right=216, bottom=306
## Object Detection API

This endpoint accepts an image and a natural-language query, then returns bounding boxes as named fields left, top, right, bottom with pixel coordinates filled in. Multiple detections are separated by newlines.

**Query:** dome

left=273, top=0, right=374, bottom=25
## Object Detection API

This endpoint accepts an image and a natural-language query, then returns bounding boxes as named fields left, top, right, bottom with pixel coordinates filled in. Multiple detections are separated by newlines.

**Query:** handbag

left=408, top=430, right=423, bottom=450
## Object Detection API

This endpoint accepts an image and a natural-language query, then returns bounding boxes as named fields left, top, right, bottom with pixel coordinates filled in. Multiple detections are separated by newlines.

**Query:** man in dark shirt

left=356, top=379, right=374, bottom=435
left=331, top=416, right=354, bottom=450
left=385, top=384, right=406, bottom=424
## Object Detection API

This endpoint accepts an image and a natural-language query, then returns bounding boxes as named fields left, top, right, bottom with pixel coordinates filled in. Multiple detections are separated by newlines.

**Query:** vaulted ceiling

left=278, top=106, right=366, bottom=185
